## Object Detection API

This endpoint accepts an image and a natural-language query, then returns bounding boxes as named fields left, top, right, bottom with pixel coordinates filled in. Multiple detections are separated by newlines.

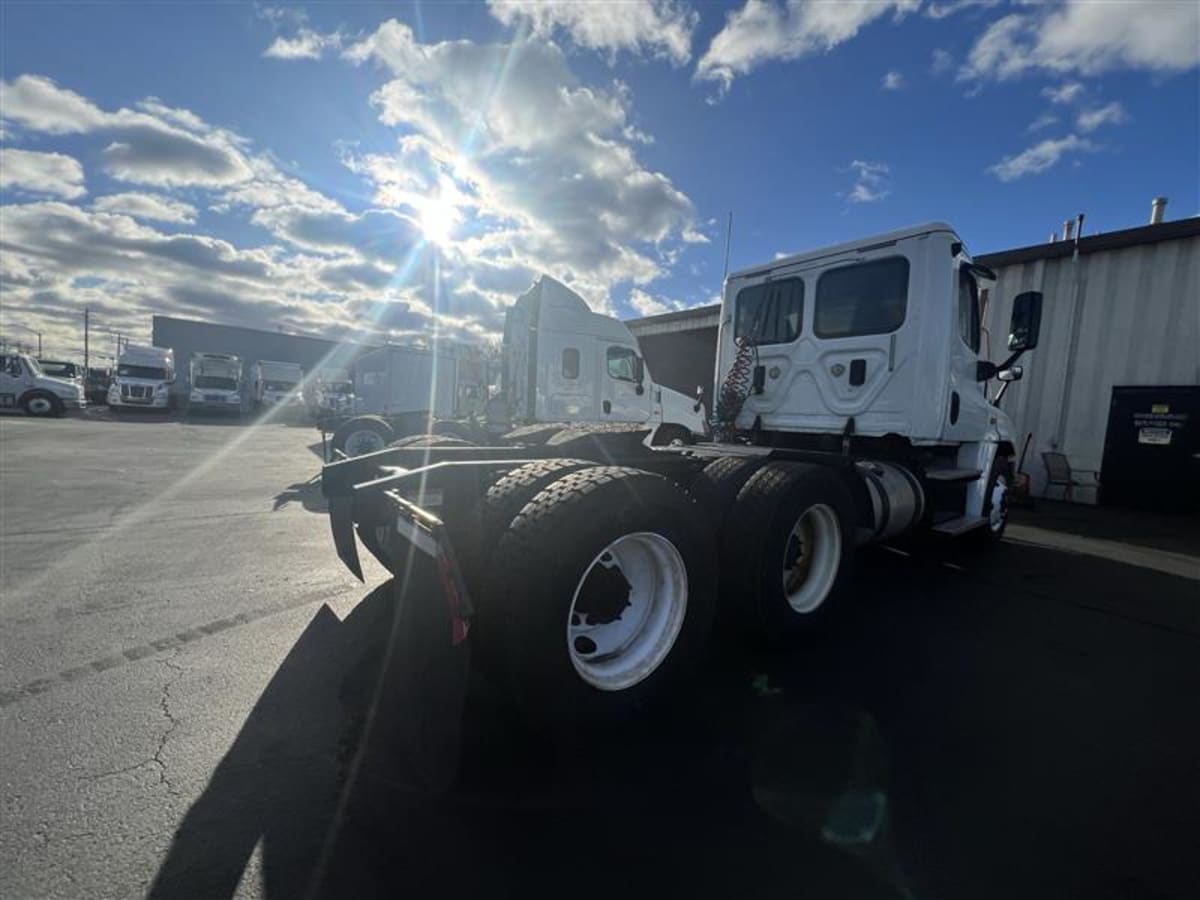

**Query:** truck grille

left=204, top=394, right=224, bottom=402
left=122, top=385, right=152, bottom=402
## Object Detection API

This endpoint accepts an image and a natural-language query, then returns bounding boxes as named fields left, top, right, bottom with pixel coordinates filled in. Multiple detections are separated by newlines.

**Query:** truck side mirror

left=1008, top=291, right=1043, bottom=352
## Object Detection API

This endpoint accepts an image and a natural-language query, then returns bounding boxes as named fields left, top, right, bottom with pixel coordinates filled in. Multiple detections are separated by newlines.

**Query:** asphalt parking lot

left=1, top=410, right=1198, bottom=900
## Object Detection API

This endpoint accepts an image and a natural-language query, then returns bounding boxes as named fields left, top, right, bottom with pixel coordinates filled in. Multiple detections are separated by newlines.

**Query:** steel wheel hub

left=781, top=504, right=841, bottom=614
left=989, top=475, right=1009, bottom=534
left=345, top=429, right=385, bottom=457
left=568, top=532, right=688, bottom=692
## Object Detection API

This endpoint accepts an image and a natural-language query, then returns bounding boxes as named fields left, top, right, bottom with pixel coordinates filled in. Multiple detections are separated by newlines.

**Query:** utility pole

left=84, top=308, right=90, bottom=376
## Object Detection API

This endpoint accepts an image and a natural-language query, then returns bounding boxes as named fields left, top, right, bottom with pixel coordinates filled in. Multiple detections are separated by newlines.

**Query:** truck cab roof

left=730, top=222, right=960, bottom=282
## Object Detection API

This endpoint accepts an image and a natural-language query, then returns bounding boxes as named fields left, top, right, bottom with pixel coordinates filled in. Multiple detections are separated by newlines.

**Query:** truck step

left=931, top=515, right=988, bottom=536
left=925, top=468, right=983, bottom=483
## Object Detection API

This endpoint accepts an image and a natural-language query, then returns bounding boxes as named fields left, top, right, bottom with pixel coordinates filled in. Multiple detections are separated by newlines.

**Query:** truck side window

left=606, top=346, right=638, bottom=382
left=734, top=278, right=803, bottom=344
left=3, top=356, right=21, bottom=377
left=958, top=268, right=981, bottom=353
left=562, top=348, right=580, bottom=379
left=815, top=257, right=909, bottom=338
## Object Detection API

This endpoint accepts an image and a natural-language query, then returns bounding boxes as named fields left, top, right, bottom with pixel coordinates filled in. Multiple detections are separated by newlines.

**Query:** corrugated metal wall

left=981, top=234, right=1200, bottom=500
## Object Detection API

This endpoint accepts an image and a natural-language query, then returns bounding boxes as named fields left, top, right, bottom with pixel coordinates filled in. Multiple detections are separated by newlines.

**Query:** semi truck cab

left=108, top=344, right=175, bottom=410
left=253, top=360, right=305, bottom=412
left=0, top=352, right=87, bottom=416
left=504, top=275, right=706, bottom=434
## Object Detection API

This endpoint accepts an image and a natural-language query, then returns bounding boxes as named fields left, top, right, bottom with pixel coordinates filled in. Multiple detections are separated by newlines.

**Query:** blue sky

left=2, top=1, right=1197, bottom=358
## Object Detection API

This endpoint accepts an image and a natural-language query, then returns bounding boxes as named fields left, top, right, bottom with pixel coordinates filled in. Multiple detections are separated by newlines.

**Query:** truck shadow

left=271, top=475, right=327, bottom=513
left=147, top=539, right=1200, bottom=900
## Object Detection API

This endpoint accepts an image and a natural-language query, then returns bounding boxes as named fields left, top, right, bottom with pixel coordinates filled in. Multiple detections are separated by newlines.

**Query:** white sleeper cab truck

left=188, top=352, right=243, bottom=414
left=108, top=344, right=175, bottom=410
left=328, top=275, right=706, bottom=457
left=0, top=352, right=87, bottom=416
left=252, top=360, right=305, bottom=415
left=318, top=222, right=1043, bottom=740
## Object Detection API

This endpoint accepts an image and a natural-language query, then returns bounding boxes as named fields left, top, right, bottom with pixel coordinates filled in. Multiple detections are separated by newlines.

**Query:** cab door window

left=958, top=268, right=981, bottom=353
left=606, top=346, right=638, bottom=382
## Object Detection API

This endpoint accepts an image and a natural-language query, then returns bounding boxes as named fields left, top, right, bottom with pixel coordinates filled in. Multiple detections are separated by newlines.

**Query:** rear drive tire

left=723, top=461, right=855, bottom=642
left=22, top=392, right=63, bottom=418
left=466, top=458, right=595, bottom=675
left=331, top=416, right=394, bottom=457
left=688, top=456, right=765, bottom=520
left=492, top=467, right=717, bottom=734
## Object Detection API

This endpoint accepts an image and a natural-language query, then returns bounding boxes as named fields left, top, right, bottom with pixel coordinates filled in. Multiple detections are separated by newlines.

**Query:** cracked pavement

left=0, top=413, right=383, bottom=899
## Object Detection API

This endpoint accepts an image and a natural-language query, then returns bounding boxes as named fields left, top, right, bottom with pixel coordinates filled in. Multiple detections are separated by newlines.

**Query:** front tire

left=331, top=416, right=394, bottom=457
left=22, top=392, right=63, bottom=418
left=722, top=462, right=855, bottom=641
left=491, top=467, right=717, bottom=734
left=967, top=457, right=1013, bottom=549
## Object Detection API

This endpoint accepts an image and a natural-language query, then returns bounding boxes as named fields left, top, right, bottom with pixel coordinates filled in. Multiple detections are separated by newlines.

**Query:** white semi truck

left=108, top=344, right=175, bottom=410
left=319, top=223, right=1043, bottom=734
left=327, top=275, right=706, bottom=456
left=252, top=360, right=305, bottom=415
left=0, top=352, right=87, bottom=416
left=187, top=352, right=243, bottom=414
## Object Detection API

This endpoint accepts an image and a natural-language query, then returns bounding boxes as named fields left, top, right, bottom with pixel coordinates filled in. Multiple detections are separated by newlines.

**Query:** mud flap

left=356, top=510, right=473, bottom=793
left=330, top=496, right=364, bottom=581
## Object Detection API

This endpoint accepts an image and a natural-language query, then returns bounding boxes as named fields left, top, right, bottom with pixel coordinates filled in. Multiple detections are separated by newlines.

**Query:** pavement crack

left=151, top=650, right=184, bottom=796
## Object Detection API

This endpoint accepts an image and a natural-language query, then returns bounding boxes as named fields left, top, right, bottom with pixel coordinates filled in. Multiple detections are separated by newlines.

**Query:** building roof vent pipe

left=1151, top=196, right=1168, bottom=225
left=1062, top=219, right=1075, bottom=241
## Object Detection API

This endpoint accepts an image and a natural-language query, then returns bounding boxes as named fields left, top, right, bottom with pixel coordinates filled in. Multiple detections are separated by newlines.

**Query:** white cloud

left=988, top=134, right=1096, bottom=181
left=264, top=29, right=343, bottom=60
left=0, top=148, right=86, bottom=198
left=344, top=22, right=698, bottom=309
left=1041, top=82, right=1084, bottom=104
left=1027, top=112, right=1058, bottom=132
left=1077, top=101, right=1127, bottom=133
left=487, top=0, right=697, bottom=65
left=962, top=2, right=1200, bottom=81
left=0, top=75, right=106, bottom=134
left=931, top=48, right=954, bottom=74
left=925, top=0, right=999, bottom=20
left=628, top=288, right=676, bottom=317
left=696, top=0, right=920, bottom=95
left=93, top=192, right=197, bottom=224
left=0, top=75, right=253, bottom=188
left=846, top=159, right=891, bottom=203
left=882, top=70, right=904, bottom=90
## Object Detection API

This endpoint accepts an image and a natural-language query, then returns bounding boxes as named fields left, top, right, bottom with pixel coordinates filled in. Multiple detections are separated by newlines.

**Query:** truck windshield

left=24, top=357, right=44, bottom=376
left=40, top=362, right=76, bottom=378
left=118, top=364, right=167, bottom=380
left=194, top=375, right=238, bottom=390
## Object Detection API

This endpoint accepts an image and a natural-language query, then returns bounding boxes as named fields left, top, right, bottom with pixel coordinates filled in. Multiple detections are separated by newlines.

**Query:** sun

left=417, top=195, right=460, bottom=246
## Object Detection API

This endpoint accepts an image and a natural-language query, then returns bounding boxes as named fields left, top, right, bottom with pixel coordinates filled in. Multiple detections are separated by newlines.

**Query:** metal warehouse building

left=151, top=316, right=374, bottom=399
left=628, top=212, right=1200, bottom=506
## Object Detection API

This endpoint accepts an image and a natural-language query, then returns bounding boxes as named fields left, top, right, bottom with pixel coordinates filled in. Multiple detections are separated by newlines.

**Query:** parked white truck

left=0, top=352, right=87, bottom=416
left=108, top=344, right=175, bottom=410
left=252, top=360, right=305, bottom=415
left=319, top=223, right=1043, bottom=735
left=327, top=275, right=706, bottom=456
left=188, top=352, right=243, bottom=414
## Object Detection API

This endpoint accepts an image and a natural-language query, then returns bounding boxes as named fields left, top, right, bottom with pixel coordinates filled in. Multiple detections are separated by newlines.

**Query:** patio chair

left=1042, top=451, right=1100, bottom=501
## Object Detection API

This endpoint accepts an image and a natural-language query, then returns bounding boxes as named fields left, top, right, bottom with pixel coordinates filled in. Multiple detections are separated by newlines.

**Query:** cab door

left=600, top=343, right=650, bottom=422
left=540, top=331, right=597, bottom=421
left=0, top=355, right=24, bottom=408
left=941, top=265, right=990, bottom=442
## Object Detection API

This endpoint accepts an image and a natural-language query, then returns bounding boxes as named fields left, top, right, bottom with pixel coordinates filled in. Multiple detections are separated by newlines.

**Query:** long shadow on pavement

left=148, top=537, right=1200, bottom=900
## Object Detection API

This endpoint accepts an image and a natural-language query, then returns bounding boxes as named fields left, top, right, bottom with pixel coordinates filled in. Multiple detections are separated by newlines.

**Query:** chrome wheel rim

left=345, top=428, right=385, bottom=457
left=781, top=504, right=842, bottom=614
left=567, top=532, right=688, bottom=692
left=988, top=474, right=1009, bottom=534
